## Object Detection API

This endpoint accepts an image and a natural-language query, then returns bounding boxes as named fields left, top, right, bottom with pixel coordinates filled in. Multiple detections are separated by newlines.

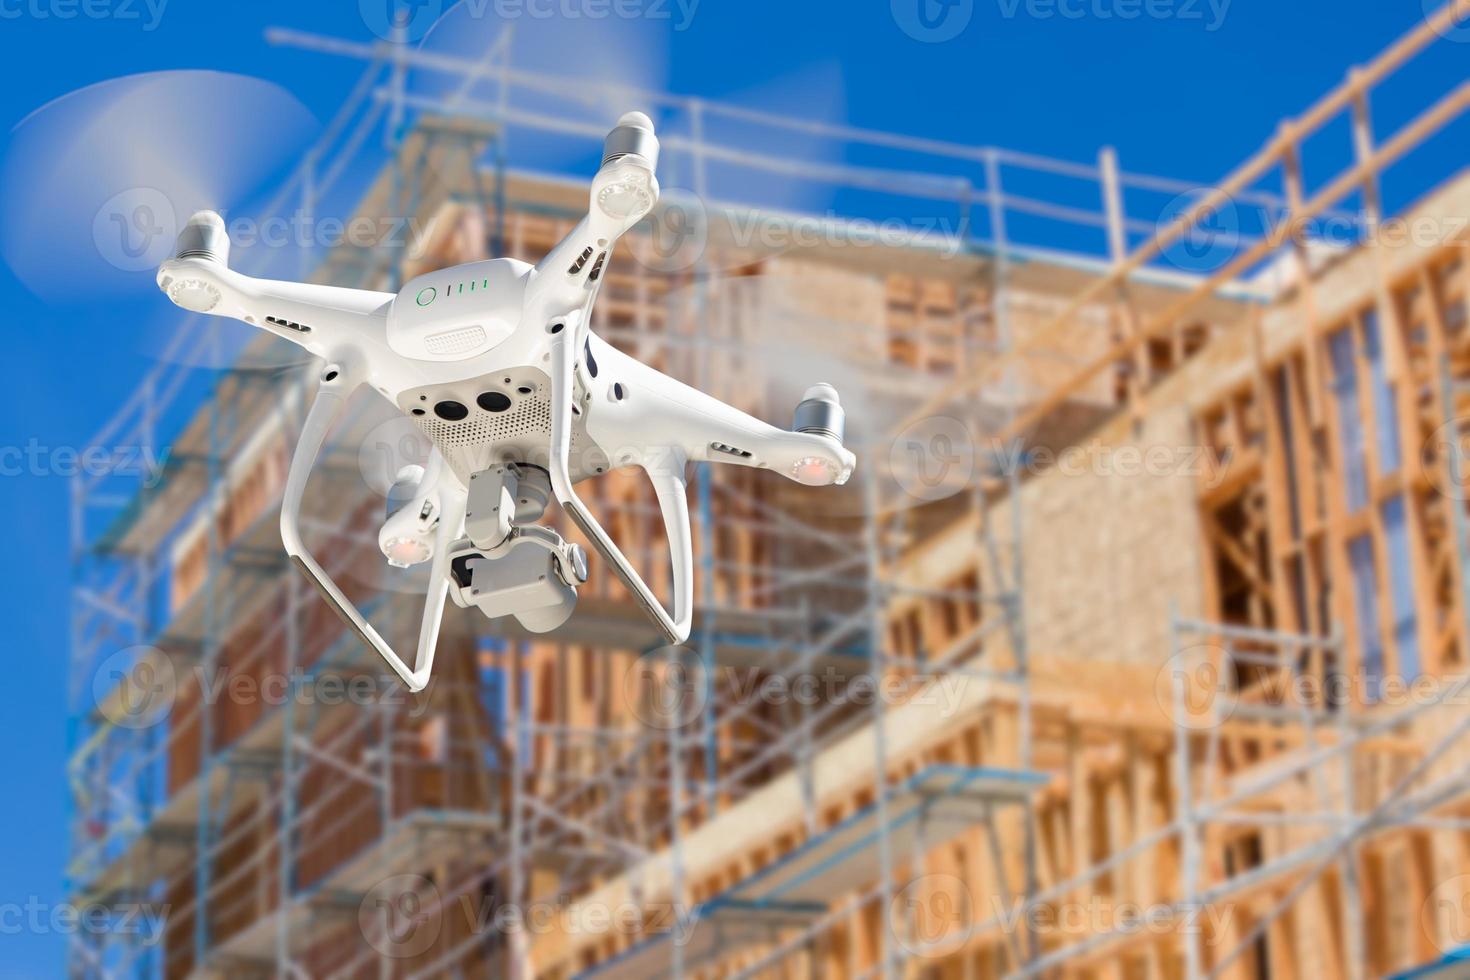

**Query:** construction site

left=64, top=3, right=1470, bottom=977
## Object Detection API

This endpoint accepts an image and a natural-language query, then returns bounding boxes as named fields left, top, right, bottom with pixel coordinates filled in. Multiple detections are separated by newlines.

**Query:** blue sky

left=0, top=1, right=1465, bottom=975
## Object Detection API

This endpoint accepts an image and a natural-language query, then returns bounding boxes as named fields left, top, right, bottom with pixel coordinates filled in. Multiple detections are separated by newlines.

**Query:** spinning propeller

left=1, top=71, right=318, bottom=327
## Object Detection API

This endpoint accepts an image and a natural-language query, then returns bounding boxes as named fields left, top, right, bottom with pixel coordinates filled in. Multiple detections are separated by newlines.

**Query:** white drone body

left=156, top=112, right=855, bottom=692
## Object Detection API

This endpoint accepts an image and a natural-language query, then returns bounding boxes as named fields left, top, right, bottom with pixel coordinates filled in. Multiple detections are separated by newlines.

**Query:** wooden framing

left=71, top=9, right=1470, bottom=974
left=1195, top=211, right=1470, bottom=700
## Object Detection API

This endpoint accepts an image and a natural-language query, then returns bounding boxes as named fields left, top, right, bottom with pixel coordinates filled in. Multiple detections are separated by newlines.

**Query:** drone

left=156, top=112, right=855, bottom=692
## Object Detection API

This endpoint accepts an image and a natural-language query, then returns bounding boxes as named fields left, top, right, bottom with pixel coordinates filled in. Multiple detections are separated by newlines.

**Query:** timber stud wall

left=1196, top=211, right=1470, bottom=703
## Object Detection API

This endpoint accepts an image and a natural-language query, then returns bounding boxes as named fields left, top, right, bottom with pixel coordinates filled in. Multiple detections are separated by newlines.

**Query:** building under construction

left=67, top=4, right=1470, bottom=978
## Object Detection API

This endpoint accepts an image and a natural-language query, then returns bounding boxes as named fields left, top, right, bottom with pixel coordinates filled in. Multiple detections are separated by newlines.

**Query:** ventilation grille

left=415, top=393, right=552, bottom=448
left=587, top=251, right=607, bottom=282
left=711, top=441, right=752, bottom=459
left=404, top=372, right=605, bottom=479
left=568, top=245, right=594, bottom=275
left=266, top=315, right=311, bottom=333
left=424, top=325, right=487, bottom=356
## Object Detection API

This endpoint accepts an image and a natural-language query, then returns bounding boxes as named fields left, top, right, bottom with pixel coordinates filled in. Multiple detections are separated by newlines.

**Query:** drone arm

left=158, top=257, right=393, bottom=354
left=279, top=367, right=460, bottom=692
left=587, top=340, right=856, bottom=485
left=548, top=320, right=693, bottom=644
left=526, top=210, right=640, bottom=316
left=529, top=111, right=661, bottom=314
left=534, top=215, right=600, bottom=282
left=229, top=273, right=394, bottom=327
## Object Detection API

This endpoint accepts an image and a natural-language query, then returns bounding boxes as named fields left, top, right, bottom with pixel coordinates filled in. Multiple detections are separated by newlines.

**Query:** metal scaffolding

left=65, top=3, right=1470, bottom=978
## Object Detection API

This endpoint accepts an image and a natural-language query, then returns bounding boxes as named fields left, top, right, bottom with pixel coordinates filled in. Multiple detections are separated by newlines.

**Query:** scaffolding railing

left=65, top=5, right=1470, bottom=979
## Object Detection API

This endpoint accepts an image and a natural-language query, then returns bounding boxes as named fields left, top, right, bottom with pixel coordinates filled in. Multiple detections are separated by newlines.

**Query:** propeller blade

left=2, top=70, right=319, bottom=304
